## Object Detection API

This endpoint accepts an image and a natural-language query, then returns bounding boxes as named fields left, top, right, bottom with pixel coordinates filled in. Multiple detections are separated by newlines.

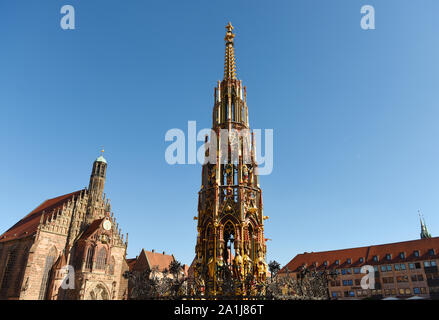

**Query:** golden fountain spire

left=224, top=22, right=237, bottom=80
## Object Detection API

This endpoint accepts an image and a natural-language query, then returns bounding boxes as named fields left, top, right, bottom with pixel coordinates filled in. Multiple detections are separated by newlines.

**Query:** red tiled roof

left=182, top=264, right=189, bottom=277
left=53, top=252, right=67, bottom=269
left=279, top=237, right=439, bottom=274
left=0, top=190, right=84, bottom=243
left=187, top=258, right=196, bottom=279
left=126, top=258, right=137, bottom=271
left=144, top=250, right=175, bottom=272
left=78, top=218, right=104, bottom=241
left=187, top=249, right=235, bottom=278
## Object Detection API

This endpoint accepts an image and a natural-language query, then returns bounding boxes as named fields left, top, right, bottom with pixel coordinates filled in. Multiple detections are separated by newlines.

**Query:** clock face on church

left=103, top=220, right=112, bottom=231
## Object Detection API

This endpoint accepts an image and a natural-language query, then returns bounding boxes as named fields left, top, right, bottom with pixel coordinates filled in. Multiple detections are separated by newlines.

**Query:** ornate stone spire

left=96, top=146, right=106, bottom=164
left=224, top=22, right=237, bottom=80
left=194, top=23, right=267, bottom=297
left=88, top=151, right=108, bottom=219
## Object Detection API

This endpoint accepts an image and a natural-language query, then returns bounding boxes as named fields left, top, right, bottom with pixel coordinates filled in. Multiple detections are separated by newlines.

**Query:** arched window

left=204, top=225, right=213, bottom=262
left=0, top=248, right=18, bottom=295
left=224, top=96, right=228, bottom=122
left=96, top=248, right=107, bottom=270
left=109, top=256, right=115, bottom=275
left=248, top=224, right=255, bottom=261
left=85, top=247, right=94, bottom=270
left=14, top=247, right=29, bottom=295
left=38, top=247, right=56, bottom=300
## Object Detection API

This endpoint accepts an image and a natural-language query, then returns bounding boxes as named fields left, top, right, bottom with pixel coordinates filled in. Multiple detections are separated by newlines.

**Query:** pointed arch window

left=109, top=256, right=115, bottom=275
left=38, top=247, right=56, bottom=300
left=224, top=95, right=229, bottom=122
left=14, top=247, right=29, bottom=296
left=0, top=248, right=18, bottom=295
left=231, top=98, right=236, bottom=121
left=85, top=247, right=94, bottom=270
left=96, top=248, right=107, bottom=270
left=223, top=222, right=235, bottom=266
left=247, top=224, right=255, bottom=261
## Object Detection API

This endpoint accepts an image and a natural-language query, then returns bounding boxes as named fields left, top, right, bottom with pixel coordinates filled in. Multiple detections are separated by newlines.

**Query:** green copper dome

left=96, top=155, right=107, bottom=164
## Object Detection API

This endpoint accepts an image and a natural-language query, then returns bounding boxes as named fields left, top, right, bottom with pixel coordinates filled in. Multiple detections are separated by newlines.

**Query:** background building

left=279, top=231, right=439, bottom=300
left=128, top=249, right=187, bottom=280
left=0, top=154, right=129, bottom=300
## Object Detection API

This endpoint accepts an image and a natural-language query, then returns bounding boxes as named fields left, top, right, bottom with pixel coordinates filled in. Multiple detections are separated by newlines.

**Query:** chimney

left=152, top=249, right=155, bottom=253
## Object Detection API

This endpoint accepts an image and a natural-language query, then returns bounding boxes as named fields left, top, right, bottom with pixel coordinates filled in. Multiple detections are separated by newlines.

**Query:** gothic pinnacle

left=224, top=22, right=237, bottom=80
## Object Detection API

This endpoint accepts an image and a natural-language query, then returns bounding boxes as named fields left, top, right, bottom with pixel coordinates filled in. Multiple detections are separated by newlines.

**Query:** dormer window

left=359, top=257, right=364, bottom=263
left=323, top=261, right=328, bottom=267
left=414, top=250, right=420, bottom=257
left=347, top=258, right=351, bottom=264
left=373, top=255, right=378, bottom=262
left=399, top=252, right=405, bottom=259
left=335, top=260, right=340, bottom=265
left=428, top=249, right=435, bottom=256
left=386, top=254, right=392, bottom=261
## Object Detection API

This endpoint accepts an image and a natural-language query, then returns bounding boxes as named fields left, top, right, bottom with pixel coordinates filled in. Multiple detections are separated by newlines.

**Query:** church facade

left=0, top=154, right=129, bottom=300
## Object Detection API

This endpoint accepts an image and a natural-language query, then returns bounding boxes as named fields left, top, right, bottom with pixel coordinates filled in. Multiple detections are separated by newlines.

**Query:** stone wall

left=0, top=238, right=33, bottom=299
left=19, top=231, right=67, bottom=300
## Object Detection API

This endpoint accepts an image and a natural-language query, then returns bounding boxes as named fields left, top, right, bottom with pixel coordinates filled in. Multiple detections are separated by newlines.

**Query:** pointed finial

left=224, top=22, right=237, bottom=80
left=226, top=22, right=234, bottom=33
left=96, top=145, right=107, bottom=163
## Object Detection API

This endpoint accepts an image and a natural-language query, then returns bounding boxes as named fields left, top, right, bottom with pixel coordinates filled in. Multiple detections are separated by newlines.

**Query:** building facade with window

left=128, top=249, right=184, bottom=280
left=278, top=236, right=439, bottom=300
left=0, top=154, right=129, bottom=300
left=126, top=249, right=189, bottom=299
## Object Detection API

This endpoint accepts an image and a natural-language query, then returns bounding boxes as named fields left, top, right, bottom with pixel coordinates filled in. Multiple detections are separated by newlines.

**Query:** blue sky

left=0, top=0, right=438, bottom=266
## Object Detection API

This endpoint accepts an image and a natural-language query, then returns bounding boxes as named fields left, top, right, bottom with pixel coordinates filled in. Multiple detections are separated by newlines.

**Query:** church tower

left=89, top=150, right=107, bottom=201
left=193, top=23, right=268, bottom=296
left=84, top=149, right=109, bottom=224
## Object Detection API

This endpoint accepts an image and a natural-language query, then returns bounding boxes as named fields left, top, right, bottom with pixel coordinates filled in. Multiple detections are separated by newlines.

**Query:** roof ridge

left=298, top=236, right=439, bottom=256
left=0, top=189, right=85, bottom=242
